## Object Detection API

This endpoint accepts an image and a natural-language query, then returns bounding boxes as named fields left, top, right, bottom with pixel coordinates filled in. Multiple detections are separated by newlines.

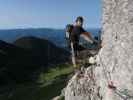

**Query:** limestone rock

left=65, top=0, right=133, bottom=100
left=65, top=66, right=102, bottom=100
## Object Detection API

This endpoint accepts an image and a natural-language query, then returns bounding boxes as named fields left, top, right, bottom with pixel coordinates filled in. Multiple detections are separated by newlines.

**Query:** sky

left=0, top=0, right=102, bottom=29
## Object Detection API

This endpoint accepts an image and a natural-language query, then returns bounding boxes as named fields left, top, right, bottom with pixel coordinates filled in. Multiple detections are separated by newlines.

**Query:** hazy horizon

left=0, top=27, right=101, bottom=30
left=0, top=27, right=101, bottom=46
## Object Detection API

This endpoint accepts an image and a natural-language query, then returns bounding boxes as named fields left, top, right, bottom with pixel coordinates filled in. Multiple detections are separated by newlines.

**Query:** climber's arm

left=81, top=32, right=97, bottom=44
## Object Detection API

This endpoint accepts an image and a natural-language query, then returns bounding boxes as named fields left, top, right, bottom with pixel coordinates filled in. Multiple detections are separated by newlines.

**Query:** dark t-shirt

left=70, top=26, right=86, bottom=43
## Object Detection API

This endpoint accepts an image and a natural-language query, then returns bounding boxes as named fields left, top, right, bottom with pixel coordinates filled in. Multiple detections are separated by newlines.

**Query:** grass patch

left=38, top=64, right=73, bottom=86
left=0, top=64, right=73, bottom=100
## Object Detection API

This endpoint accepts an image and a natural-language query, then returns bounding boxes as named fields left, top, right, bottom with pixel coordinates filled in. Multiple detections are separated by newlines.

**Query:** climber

left=65, top=16, right=98, bottom=68
left=70, top=16, right=97, bottom=56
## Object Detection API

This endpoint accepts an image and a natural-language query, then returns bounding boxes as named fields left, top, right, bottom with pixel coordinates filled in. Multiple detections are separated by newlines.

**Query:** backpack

left=65, top=24, right=73, bottom=39
left=65, top=24, right=74, bottom=48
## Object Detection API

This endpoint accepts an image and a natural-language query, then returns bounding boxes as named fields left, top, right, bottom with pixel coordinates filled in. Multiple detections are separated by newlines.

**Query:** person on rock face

left=70, top=16, right=97, bottom=56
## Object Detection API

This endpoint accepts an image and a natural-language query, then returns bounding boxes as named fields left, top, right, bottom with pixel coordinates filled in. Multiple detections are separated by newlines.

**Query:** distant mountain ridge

left=0, top=37, right=70, bottom=84
left=0, top=28, right=101, bottom=48
left=0, top=28, right=65, bottom=47
left=14, top=36, right=70, bottom=64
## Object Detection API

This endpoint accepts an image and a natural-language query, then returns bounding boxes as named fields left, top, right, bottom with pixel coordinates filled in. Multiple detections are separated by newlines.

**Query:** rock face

left=65, top=0, right=133, bottom=100
left=65, top=66, right=101, bottom=100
